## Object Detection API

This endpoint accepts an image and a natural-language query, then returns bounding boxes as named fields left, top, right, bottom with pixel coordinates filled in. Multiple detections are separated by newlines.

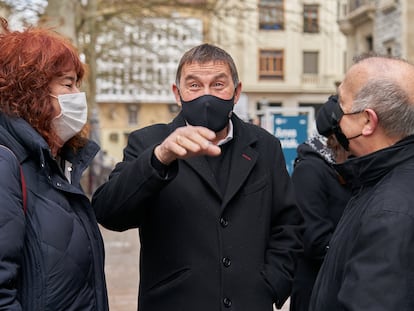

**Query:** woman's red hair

left=0, top=17, right=89, bottom=152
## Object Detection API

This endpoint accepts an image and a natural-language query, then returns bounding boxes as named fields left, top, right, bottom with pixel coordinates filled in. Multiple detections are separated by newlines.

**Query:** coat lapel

left=170, top=113, right=258, bottom=202
left=222, top=135, right=258, bottom=207
left=170, top=115, right=222, bottom=197
left=184, top=156, right=222, bottom=198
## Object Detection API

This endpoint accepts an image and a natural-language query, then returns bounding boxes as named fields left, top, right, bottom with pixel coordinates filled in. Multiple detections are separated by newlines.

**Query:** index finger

left=190, top=125, right=217, bottom=141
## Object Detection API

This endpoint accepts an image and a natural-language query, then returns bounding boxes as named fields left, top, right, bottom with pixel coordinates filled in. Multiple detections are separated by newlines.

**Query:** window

left=303, top=4, right=319, bottom=33
left=259, top=0, right=284, bottom=30
left=259, top=50, right=284, bottom=80
left=366, top=35, right=373, bottom=52
left=383, top=39, right=395, bottom=56
left=303, top=52, right=319, bottom=74
left=127, top=105, right=138, bottom=125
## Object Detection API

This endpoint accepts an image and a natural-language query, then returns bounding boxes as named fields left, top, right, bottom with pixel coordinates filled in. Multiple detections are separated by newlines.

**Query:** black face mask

left=180, top=94, right=234, bottom=132
left=331, top=101, right=363, bottom=151
left=332, top=123, right=352, bottom=151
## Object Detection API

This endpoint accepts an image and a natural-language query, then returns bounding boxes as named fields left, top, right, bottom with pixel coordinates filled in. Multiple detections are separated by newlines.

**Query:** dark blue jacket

left=0, top=113, right=108, bottom=311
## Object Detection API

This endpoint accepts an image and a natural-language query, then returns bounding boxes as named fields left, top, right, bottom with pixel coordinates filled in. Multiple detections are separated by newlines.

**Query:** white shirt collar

left=184, top=120, right=234, bottom=146
left=217, top=120, right=233, bottom=146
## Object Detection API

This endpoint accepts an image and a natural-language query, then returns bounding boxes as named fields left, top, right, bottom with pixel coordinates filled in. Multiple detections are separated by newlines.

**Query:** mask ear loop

left=228, top=87, right=238, bottom=119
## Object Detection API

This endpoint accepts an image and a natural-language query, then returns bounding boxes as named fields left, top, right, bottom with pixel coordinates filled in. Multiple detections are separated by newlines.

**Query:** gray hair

left=352, top=79, right=414, bottom=137
left=175, top=43, right=239, bottom=87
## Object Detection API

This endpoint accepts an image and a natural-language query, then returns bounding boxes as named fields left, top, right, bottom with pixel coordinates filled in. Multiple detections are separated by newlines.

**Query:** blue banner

left=273, top=115, right=309, bottom=174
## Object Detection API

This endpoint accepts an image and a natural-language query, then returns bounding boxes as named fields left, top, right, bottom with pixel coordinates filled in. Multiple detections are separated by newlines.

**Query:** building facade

left=208, top=0, right=346, bottom=126
left=96, top=0, right=347, bottom=162
left=96, top=17, right=203, bottom=161
left=338, top=0, right=414, bottom=68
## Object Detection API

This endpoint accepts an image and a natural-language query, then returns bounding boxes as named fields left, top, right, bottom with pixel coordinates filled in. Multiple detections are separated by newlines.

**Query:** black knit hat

left=316, top=95, right=339, bottom=137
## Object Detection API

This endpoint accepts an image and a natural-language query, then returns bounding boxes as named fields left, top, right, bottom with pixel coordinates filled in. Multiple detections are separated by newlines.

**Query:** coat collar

left=335, top=135, right=414, bottom=189
left=0, top=112, right=99, bottom=180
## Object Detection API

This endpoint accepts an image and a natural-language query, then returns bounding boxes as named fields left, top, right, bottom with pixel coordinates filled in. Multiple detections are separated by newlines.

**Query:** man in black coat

left=309, top=54, right=414, bottom=310
left=92, top=43, right=303, bottom=311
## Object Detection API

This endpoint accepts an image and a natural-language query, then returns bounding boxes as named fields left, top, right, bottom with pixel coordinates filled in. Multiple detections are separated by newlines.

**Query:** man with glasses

left=309, top=54, right=414, bottom=311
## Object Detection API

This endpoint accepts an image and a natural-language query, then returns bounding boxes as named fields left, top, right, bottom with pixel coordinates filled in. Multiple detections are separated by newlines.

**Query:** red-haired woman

left=0, top=18, right=109, bottom=310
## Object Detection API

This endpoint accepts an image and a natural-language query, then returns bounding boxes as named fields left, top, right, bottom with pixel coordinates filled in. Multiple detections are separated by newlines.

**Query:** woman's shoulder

left=0, top=145, right=20, bottom=170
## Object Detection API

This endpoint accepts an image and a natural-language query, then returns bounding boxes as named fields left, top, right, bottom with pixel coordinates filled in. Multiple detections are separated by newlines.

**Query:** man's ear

left=172, top=84, right=182, bottom=107
left=233, top=82, right=242, bottom=105
left=362, top=109, right=378, bottom=135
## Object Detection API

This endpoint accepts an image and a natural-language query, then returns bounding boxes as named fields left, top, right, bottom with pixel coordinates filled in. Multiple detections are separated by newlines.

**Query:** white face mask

left=51, top=92, right=88, bottom=143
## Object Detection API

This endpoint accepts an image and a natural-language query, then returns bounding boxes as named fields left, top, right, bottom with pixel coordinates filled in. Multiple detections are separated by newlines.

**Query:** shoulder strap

left=0, top=145, right=27, bottom=213
left=19, top=165, right=27, bottom=213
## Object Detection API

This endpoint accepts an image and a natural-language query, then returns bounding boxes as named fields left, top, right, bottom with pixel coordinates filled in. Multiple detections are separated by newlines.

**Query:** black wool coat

left=92, top=113, right=304, bottom=311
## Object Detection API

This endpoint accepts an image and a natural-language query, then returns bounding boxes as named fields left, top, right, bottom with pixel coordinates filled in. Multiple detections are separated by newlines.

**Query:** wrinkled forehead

left=179, top=61, right=232, bottom=81
left=181, top=60, right=230, bottom=71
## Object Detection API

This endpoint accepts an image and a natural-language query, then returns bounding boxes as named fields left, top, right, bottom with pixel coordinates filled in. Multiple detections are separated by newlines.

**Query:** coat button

left=220, top=217, right=228, bottom=227
left=222, top=257, right=231, bottom=267
left=223, top=297, right=232, bottom=308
